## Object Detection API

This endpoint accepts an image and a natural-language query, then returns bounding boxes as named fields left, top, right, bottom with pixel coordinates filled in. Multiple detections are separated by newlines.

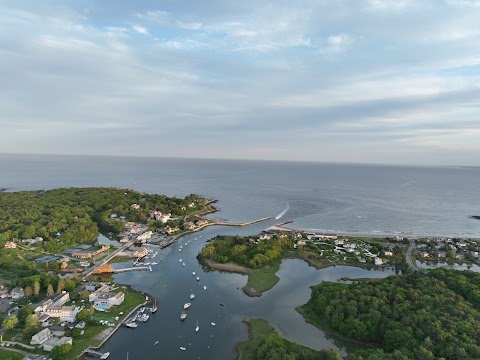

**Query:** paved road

left=405, top=239, right=418, bottom=272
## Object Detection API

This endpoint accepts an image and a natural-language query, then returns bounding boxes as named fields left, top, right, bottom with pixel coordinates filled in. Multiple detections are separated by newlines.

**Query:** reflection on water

left=416, top=260, right=480, bottom=272
left=101, top=225, right=399, bottom=359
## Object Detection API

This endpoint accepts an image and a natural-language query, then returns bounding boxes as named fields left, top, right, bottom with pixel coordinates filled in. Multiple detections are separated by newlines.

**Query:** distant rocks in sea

left=470, top=216, right=480, bottom=221
left=0, top=188, right=6, bottom=192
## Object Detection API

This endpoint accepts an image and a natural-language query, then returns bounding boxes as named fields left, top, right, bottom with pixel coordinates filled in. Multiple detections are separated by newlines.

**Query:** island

left=0, top=187, right=213, bottom=359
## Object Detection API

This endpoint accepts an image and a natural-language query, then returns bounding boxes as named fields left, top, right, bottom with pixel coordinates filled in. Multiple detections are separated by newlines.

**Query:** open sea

left=1, top=154, right=480, bottom=359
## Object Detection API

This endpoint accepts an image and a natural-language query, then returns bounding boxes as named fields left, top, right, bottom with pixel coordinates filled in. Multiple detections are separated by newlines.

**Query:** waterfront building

left=43, top=306, right=81, bottom=322
left=89, top=284, right=125, bottom=307
left=72, top=245, right=110, bottom=259
left=184, top=221, right=196, bottom=230
left=133, top=247, right=148, bottom=258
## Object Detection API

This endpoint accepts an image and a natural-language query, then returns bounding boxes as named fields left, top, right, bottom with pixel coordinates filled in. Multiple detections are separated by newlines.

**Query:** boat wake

left=275, top=202, right=290, bottom=220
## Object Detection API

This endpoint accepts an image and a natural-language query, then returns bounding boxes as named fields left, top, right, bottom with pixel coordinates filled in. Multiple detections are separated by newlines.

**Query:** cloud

left=132, top=25, right=149, bottom=35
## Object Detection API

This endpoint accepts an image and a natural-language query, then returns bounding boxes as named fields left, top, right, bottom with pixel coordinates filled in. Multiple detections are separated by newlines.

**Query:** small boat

left=195, top=320, right=199, bottom=332
left=184, top=303, right=191, bottom=309
left=125, top=322, right=137, bottom=328
left=179, top=347, right=186, bottom=351
left=180, top=312, right=187, bottom=321
left=179, top=259, right=182, bottom=263
left=220, top=303, right=224, bottom=307
left=100, top=352, right=110, bottom=359
left=154, top=341, right=159, bottom=345
left=180, top=245, right=183, bottom=249
left=150, top=306, right=157, bottom=313
left=203, top=286, right=207, bottom=290
left=192, top=271, right=195, bottom=276
left=190, top=293, right=195, bottom=300
left=138, top=314, right=150, bottom=322
left=211, top=322, right=216, bottom=326
left=182, top=262, right=185, bottom=267
left=151, top=262, right=158, bottom=265
left=196, top=277, right=200, bottom=281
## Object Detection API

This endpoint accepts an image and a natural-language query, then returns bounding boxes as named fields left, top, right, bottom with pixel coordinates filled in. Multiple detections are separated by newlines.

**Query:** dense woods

left=0, top=187, right=203, bottom=252
left=302, top=268, right=480, bottom=360
left=199, top=234, right=294, bottom=269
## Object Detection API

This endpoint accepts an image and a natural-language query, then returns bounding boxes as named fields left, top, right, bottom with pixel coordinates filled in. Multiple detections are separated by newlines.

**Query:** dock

left=83, top=349, right=109, bottom=358
left=113, top=266, right=152, bottom=273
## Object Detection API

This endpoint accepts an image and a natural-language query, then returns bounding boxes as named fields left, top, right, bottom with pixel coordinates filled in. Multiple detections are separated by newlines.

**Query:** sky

left=1, top=0, right=479, bottom=165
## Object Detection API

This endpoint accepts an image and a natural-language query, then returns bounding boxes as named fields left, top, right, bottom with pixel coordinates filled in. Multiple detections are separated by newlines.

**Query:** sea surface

left=1, top=154, right=480, bottom=359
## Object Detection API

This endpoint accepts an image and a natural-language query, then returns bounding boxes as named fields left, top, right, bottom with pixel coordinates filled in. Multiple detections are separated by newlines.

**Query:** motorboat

left=179, top=259, right=182, bottom=263
left=203, top=286, right=207, bottom=290
left=179, top=347, right=186, bottom=351
left=190, top=293, right=195, bottom=300
left=184, top=303, right=191, bottom=309
left=196, top=277, right=200, bottom=281
left=195, top=320, right=199, bottom=332
left=100, top=352, right=110, bottom=359
left=182, top=262, right=185, bottom=267
left=192, top=271, right=195, bottom=276
left=154, top=341, right=159, bottom=345
left=211, top=322, right=216, bottom=326
left=180, top=312, right=187, bottom=321
left=125, top=322, right=137, bottom=328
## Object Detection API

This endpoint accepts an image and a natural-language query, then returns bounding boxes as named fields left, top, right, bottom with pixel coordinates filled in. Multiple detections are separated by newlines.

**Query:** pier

left=83, top=349, right=109, bottom=358
left=113, top=266, right=152, bottom=273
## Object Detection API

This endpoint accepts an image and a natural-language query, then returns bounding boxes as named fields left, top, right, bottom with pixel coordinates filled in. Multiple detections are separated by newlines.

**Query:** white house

left=374, top=257, right=383, bottom=266
left=31, top=328, right=53, bottom=345
left=89, top=284, right=124, bottom=307
left=137, top=231, right=153, bottom=241
left=10, top=287, right=24, bottom=299
left=35, top=291, right=70, bottom=313
left=43, top=336, right=73, bottom=352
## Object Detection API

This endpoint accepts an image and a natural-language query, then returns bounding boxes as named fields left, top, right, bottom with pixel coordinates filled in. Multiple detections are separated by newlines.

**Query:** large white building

left=89, top=284, right=125, bottom=308
left=43, top=306, right=81, bottom=323
left=35, top=291, right=70, bottom=314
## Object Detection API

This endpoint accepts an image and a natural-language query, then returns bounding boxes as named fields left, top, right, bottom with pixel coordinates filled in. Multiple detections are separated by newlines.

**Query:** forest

left=0, top=187, right=204, bottom=252
left=301, top=268, right=480, bottom=360
left=199, top=234, right=294, bottom=269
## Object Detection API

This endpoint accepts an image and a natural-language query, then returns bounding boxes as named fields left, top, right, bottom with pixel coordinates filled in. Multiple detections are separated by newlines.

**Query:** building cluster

left=416, top=237, right=479, bottom=261
left=34, top=291, right=80, bottom=323
left=72, top=245, right=110, bottom=259
left=150, top=211, right=171, bottom=223
left=30, top=328, right=73, bottom=352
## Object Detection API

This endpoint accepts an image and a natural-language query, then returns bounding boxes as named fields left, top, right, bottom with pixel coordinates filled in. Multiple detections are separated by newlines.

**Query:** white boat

left=182, top=262, right=185, bottom=267
left=125, top=322, right=137, bottom=328
left=211, top=322, right=216, bottom=326
left=179, top=259, right=182, bottom=263
left=138, top=314, right=150, bottom=322
left=190, top=293, right=195, bottom=300
left=203, top=286, right=207, bottom=290
left=100, top=352, right=110, bottom=359
left=151, top=262, right=158, bottom=265
left=192, top=271, right=195, bottom=276
left=195, top=320, right=199, bottom=332
left=184, top=302, right=191, bottom=309
left=179, top=347, right=186, bottom=351
left=196, top=277, right=200, bottom=281
left=179, top=248, right=182, bottom=252
left=154, top=340, right=159, bottom=345
left=180, top=312, right=187, bottom=321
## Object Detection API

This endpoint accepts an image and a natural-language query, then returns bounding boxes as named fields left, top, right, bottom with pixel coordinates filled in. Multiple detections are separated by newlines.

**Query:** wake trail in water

left=275, top=202, right=290, bottom=220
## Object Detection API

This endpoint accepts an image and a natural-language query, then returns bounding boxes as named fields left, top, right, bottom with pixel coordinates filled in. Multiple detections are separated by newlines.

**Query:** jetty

left=83, top=349, right=109, bottom=358
left=113, top=266, right=152, bottom=273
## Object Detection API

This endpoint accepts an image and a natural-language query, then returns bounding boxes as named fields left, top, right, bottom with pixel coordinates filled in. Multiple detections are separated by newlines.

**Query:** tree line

left=302, top=268, right=480, bottom=360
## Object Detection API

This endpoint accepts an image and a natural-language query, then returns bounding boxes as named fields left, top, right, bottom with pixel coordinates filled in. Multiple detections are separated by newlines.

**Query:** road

left=405, top=239, right=418, bottom=272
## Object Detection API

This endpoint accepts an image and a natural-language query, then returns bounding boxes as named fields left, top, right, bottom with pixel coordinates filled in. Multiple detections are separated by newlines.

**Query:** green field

left=0, top=349, right=23, bottom=360
left=243, top=262, right=280, bottom=296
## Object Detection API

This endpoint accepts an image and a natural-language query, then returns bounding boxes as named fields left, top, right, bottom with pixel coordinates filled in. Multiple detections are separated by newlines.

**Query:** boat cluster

left=125, top=305, right=156, bottom=329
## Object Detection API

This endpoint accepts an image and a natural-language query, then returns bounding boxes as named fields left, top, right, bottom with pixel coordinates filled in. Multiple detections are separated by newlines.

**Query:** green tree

left=24, top=314, right=39, bottom=334
left=75, top=308, right=89, bottom=322
left=24, top=285, right=33, bottom=297
left=57, top=278, right=65, bottom=294
left=33, top=281, right=40, bottom=296
left=2, top=315, right=18, bottom=331
left=80, top=289, right=90, bottom=300
left=46, top=283, right=54, bottom=297
left=51, top=343, right=73, bottom=360
left=17, top=305, right=34, bottom=325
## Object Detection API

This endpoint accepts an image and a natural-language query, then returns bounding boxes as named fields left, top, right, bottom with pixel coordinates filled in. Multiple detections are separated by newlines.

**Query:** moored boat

left=196, top=277, right=200, bottom=281
left=179, top=347, right=186, bottom=351
left=184, top=302, right=191, bottom=309
left=125, top=322, right=138, bottom=328
left=192, top=271, right=195, bottom=276
left=195, top=320, right=199, bottom=332
left=180, top=312, right=187, bottom=321
left=190, top=293, right=195, bottom=300
left=179, top=259, right=182, bottom=263
left=203, top=285, right=207, bottom=290
left=211, top=322, right=216, bottom=326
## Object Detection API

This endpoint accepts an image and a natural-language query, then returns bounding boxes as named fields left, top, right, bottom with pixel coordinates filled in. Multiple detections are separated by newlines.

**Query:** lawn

left=0, top=349, right=23, bottom=360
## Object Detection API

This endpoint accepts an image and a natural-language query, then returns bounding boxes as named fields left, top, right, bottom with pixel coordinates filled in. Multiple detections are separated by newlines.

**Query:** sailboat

left=190, top=293, right=195, bottom=300
left=196, top=277, right=200, bottom=281
left=203, top=285, right=207, bottom=290
left=192, top=271, right=195, bottom=276
left=182, top=262, right=185, bottom=267
left=195, top=320, right=199, bottom=332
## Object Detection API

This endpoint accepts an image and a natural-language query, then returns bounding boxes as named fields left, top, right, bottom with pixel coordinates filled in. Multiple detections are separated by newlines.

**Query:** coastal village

left=1, top=188, right=479, bottom=359
left=0, top=191, right=214, bottom=359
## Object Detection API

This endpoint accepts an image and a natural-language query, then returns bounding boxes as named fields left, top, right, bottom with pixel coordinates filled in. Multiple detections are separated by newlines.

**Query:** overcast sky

left=1, top=0, right=479, bottom=165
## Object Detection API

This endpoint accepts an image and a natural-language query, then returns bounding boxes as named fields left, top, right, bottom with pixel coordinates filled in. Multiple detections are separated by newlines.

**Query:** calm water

left=1, top=154, right=480, bottom=359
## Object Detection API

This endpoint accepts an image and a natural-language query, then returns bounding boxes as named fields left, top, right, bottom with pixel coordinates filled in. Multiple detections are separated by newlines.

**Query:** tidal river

left=101, top=222, right=399, bottom=360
